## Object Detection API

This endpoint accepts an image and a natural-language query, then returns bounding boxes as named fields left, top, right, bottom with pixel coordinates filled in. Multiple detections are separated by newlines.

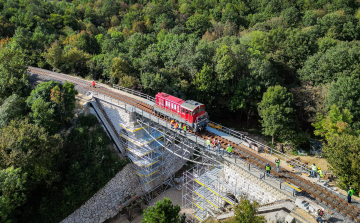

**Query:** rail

left=208, top=121, right=310, bottom=173
left=113, top=84, right=155, bottom=102
left=28, top=67, right=360, bottom=221
left=111, top=83, right=311, bottom=173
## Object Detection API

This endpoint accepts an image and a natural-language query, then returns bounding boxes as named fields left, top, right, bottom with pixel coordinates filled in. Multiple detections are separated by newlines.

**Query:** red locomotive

left=152, top=92, right=208, bottom=132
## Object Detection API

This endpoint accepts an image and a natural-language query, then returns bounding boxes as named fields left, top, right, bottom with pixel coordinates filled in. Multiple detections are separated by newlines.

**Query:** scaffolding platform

left=182, top=158, right=239, bottom=222
left=126, top=141, right=164, bottom=157
left=120, top=130, right=163, bottom=147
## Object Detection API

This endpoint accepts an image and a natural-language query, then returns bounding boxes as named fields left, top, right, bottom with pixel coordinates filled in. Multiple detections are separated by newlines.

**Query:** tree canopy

left=258, top=85, right=295, bottom=144
left=142, top=198, right=186, bottom=223
left=224, top=197, right=266, bottom=223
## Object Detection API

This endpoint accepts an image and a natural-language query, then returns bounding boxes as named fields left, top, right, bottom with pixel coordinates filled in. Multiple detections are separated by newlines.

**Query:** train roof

left=156, top=92, right=184, bottom=104
left=181, top=100, right=204, bottom=111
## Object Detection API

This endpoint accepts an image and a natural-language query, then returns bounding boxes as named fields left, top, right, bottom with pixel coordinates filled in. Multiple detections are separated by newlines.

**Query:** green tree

left=313, top=104, right=353, bottom=140
left=142, top=198, right=186, bottom=223
left=0, top=167, right=27, bottom=222
left=0, top=94, right=26, bottom=129
left=140, top=72, right=168, bottom=94
left=298, top=41, right=360, bottom=85
left=26, top=81, right=77, bottom=133
left=62, top=47, right=92, bottom=74
left=111, top=57, right=130, bottom=80
left=193, top=63, right=215, bottom=92
left=45, top=41, right=63, bottom=70
left=258, top=85, right=295, bottom=144
left=0, top=119, right=62, bottom=186
left=324, top=133, right=360, bottom=191
left=224, top=197, right=266, bottom=223
left=325, top=76, right=360, bottom=127
left=186, top=14, right=211, bottom=37
left=0, top=47, right=30, bottom=98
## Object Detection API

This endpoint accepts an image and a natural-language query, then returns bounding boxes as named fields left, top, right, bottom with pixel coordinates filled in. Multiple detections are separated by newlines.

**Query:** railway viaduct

left=27, top=67, right=360, bottom=223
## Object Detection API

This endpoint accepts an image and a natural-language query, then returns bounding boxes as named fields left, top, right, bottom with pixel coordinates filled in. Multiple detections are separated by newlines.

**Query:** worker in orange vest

left=174, top=122, right=178, bottom=130
left=170, top=120, right=175, bottom=128
left=92, top=80, right=96, bottom=88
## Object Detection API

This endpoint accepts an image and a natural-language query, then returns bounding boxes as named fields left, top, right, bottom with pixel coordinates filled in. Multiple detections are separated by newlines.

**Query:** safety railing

left=98, top=87, right=311, bottom=173
left=208, top=121, right=310, bottom=173
left=113, top=84, right=156, bottom=102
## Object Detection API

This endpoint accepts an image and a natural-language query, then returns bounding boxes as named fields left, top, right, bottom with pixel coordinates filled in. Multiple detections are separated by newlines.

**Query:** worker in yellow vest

left=265, top=163, right=271, bottom=176
left=182, top=125, right=186, bottom=135
left=276, top=158, right=281, bottom=173
left=317, top=167, right=323, bottom=182
left=227, top=144, right=232, bottom=157
left=347, top=187, right=354, bottom=203
left=206, top=138, right=211, bottom=150
left=310, top=163, right=317, bottom=177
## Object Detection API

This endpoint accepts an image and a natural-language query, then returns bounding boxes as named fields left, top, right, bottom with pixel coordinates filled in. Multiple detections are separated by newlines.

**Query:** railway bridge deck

left=27, top=66, right=360, bottom=222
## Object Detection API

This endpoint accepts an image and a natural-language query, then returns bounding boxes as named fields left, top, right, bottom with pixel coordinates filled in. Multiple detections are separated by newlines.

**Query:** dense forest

left=1, top=0, right=360, bottom=135
left=1, top=0, right=360, bottom=221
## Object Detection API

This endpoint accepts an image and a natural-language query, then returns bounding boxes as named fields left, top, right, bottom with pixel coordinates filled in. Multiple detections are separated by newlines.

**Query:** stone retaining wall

left=224, top=164, right=287, bottom=204
left=60, top=164, right=142, bottom=223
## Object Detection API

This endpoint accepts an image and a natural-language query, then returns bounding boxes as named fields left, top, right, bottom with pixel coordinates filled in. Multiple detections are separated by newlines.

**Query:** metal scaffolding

left=89, top=93, right=223, bottom=207
left=116, top=105, right=196, bottom=205
left=182, top=158, right=239, bottom=222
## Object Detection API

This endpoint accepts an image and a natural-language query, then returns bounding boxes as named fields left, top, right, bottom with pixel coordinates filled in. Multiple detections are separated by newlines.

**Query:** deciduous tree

left=0, top=94, right=26, bottom=129
left=313, top=104, right=353, bottom=140
left=223, top=196, right=266, bottom=223
left=258, top=85, right=295, bottom=144
left=0, top=167, right=27, bottom=222
left=0, top=119, right=62, bottom=186
left=142, top=198, right=185, bottom=223
left=0, top=47, right=29, bottom=98
left=324, top=133, right=360, bottom=192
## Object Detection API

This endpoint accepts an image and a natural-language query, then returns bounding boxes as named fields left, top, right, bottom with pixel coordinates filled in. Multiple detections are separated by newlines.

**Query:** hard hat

left=228, top=144, right=230, bottom=146
left=267, top=163, right=270, bottom=165
left=318, top=167, right=321, bottom=170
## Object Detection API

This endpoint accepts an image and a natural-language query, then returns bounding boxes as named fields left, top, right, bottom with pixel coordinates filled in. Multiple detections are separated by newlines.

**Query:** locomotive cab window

left=186, top=110, right=189, bottom=114
left=182, top=108, right=185, bottom=113
left=195, top=108, right=199, bottom=114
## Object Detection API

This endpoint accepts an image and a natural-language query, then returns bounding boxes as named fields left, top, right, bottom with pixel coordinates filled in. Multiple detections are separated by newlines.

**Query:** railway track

left=27, top=67, right=360, bottom=222
left=195, top=124, right=360, bottom=221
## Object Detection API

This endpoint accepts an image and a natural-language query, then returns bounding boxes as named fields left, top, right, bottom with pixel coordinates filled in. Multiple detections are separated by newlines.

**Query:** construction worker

left=211, top=139, right=216, bottom=151
left=178, top=123, right=182, bottom=133
left=227, top=144, right=232, bottom=157
left=206, top=138, right=211, bottom=150
left=265, top=163, right=271, bottom=176
left=92, top=80, right=96, bottom=88
left=170, top=120, right=175, bottom=129
left=217, top=140, right=221, bottom=153
left=174, top=122, right=179, bottom=131
left=316, top=209, right=324, bottom=223
left=182, top=125, right=186, bottom=135
left=317, top=167, right=323, bottom=182
left=347, top=187, right=354, bottom=203
left=310, top=163, right=317, bottom=177
left=275, top=158, right=281, bottom=173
